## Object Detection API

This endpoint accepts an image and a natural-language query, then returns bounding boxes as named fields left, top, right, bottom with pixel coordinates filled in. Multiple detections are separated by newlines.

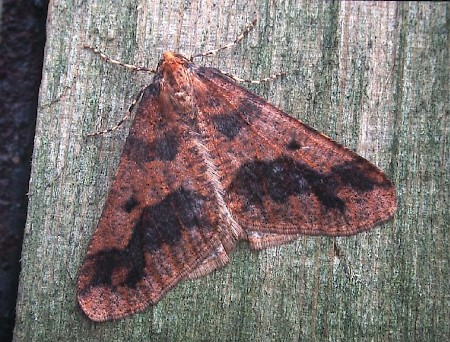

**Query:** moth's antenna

left=84, top=45, right=156, bottom=73
left=191, top=19, right=257, bottom=60
left=86, top=90, right=144, bottom=137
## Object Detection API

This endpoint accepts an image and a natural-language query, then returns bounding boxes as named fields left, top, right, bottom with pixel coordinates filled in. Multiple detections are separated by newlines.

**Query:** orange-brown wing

left=77, top=84, right=235, bottom=322
left=194, top=67, right=397, bottom=245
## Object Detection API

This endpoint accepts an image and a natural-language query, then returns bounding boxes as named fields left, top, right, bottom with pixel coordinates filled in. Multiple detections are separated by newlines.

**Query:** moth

left=78, top=22, right=397, bottom=322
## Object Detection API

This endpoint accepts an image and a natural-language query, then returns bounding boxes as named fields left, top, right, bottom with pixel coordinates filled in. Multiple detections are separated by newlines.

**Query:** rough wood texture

left=14, top=1, right=448, bottom=341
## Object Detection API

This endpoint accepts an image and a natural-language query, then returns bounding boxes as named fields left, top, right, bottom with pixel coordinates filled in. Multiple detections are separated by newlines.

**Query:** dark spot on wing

left=212, top=112, right=245, bottom=139
left=124, top=132, right=179, bottom=166
left=229, top=157, right=394, bottom=215
left=286, top=139, right=301, bottom=151
left=136, top=187, right=211, bottom=252
left=205, top=96, right=221, bottom=109
left=124, top=196, right=139, bottom=213
left=82, top=187, right=211, bottom=291
left=84, top=221, right=146, bottom=289
left=154, top=132, right=179, bottom=160
left=228, top=157, right=346, bottom=212
left=332, top=159, right=392, bottom=191
left=143, top=82, right=160, bottom=96
left=123, top=136, right=154, bottom=164
left=236, top=100, right=262, bottom=122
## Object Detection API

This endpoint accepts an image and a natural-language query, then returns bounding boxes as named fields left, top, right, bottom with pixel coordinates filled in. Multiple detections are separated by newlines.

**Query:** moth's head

left=157, top=51, right=193, bottom=89
left=157, top=51, right=197, bottom=113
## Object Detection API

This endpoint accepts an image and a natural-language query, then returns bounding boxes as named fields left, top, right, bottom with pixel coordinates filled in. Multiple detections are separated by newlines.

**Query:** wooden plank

left=14, top=1, right=449, bottom=341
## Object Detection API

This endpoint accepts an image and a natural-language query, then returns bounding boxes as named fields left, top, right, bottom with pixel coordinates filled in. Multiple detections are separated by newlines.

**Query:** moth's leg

left=87, top=89, right=144, bottom=136
left=332, top=239, right=359, bottom=283
left=191, top=19, right=257, bottom=60
left=84, top=45, right=153, bottom=136
left=221, top=70, right=288, bottom=85
left=84, top=45, right=156, bottom=73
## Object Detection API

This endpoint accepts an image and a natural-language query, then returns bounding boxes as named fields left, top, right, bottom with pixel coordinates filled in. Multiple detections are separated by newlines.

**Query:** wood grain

left=14, top=1, right=449, bottom=341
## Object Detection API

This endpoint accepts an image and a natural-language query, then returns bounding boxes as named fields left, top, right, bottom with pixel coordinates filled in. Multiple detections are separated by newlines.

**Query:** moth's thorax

left=157, top=51, right=198, bottom=114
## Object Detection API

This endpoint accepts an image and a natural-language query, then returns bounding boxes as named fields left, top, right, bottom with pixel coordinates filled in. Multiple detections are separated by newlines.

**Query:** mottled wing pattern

left=77, top=84, right=234, bottom=322
left=193, top=66, right=397, bottom=248
left=79, top=50, right=397, bottom=321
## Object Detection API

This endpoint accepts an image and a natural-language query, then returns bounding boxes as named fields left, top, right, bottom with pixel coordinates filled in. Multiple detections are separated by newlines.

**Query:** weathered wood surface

left=14, top=1, right=449, bottom=341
